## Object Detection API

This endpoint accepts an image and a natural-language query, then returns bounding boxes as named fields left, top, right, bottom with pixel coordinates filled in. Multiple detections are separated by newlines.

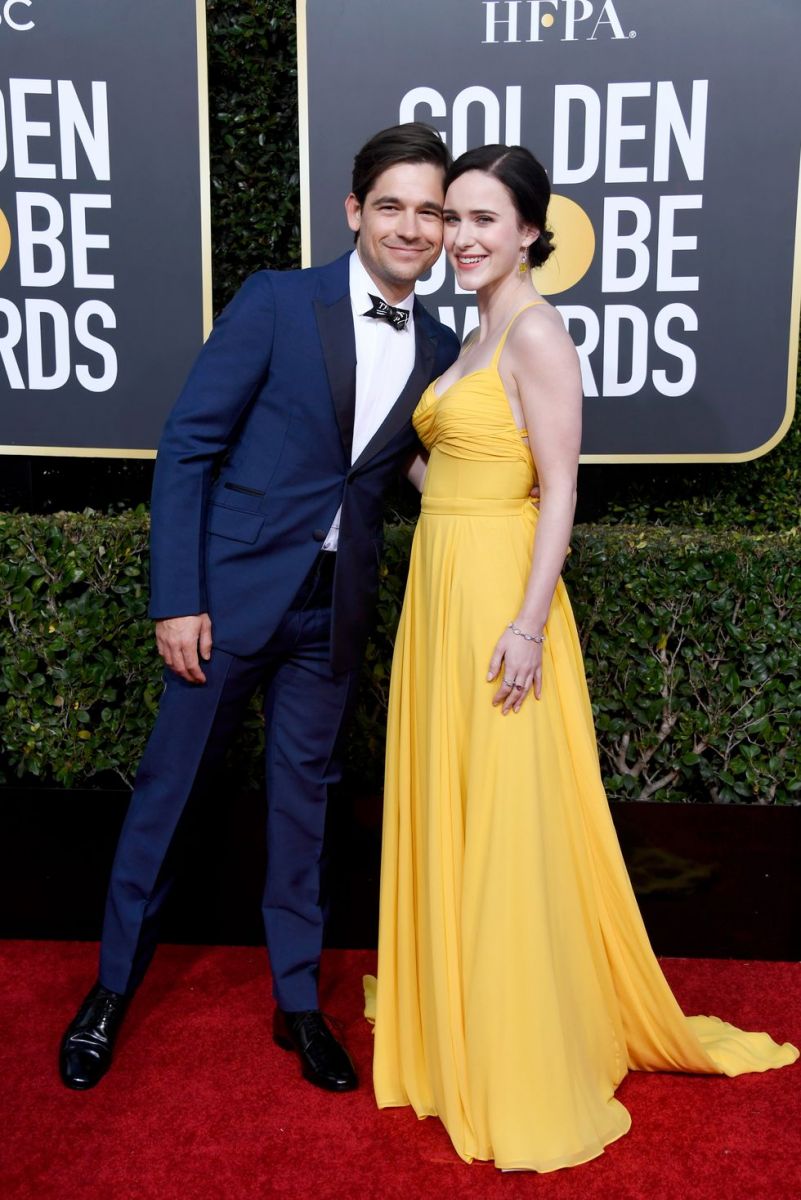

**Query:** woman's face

left=443, top=170, right=536, bottom=292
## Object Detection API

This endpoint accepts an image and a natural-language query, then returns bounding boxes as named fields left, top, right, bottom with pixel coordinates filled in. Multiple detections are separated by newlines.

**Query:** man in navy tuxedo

left=59, top=123, right=460, bottom=1093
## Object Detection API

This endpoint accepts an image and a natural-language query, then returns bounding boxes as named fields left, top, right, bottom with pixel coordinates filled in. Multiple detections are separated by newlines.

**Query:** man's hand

left=155, top=614, right=213, bottom=684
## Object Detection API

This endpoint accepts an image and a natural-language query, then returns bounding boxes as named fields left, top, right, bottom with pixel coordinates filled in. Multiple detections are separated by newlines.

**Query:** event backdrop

left=0, top=0, right=210, bottom=456
left=298, top=0, right=801, bottom=461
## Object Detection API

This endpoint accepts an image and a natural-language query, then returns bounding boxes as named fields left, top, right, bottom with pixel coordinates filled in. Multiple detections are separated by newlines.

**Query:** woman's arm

left=487, top=309, right=583, bottom=712
left=403, top=448, right=429, bottom=493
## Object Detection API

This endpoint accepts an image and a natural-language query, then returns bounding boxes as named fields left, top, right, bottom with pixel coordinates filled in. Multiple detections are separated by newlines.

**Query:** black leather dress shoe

left=59, top=982, right=128, bottom=1090
left=273, top=1009, right=358, bottom=1092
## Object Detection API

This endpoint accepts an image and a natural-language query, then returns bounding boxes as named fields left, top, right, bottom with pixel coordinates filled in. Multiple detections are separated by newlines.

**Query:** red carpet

left=1, top=943, right=799, bottom=1200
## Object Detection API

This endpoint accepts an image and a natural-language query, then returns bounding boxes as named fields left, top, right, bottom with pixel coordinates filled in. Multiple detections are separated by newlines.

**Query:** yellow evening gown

left=368, top=305, right=798, bottom=1173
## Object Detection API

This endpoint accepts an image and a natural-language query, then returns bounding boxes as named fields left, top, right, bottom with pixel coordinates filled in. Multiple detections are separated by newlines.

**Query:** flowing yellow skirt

left=369, top=490, right=797, bottom=1173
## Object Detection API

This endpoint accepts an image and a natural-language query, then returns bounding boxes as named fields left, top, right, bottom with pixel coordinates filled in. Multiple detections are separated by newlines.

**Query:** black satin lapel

left=351, top=327, right=436, bottom=471
left=314, top=295, right=356, bottom=459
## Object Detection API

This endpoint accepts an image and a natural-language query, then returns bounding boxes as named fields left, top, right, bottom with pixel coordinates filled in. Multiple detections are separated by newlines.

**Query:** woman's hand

left=487, top=626, right=543, bottom=714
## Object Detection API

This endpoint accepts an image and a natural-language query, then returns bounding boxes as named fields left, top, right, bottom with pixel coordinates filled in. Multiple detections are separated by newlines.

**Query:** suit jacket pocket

left=223, top=481, right=265, bottom=498
left=207, top=503, right=265, bottom=544
left=211, top=480, right=267, bottom=514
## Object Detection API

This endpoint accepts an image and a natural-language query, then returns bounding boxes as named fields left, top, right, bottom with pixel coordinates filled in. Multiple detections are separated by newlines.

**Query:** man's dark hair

left=351, top=122, right=451, bottom=205
left=445, top=144, right=555, bottom=268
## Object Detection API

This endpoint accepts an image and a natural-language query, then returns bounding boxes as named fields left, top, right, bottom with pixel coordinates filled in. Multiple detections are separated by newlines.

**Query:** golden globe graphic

left=535, top=195, right=595, bottom=296
left=0, top=206, right=11, bottom=272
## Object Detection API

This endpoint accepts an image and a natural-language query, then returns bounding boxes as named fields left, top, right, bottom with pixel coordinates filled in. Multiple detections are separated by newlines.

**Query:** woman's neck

left=474, top=272, right=539, bottom=342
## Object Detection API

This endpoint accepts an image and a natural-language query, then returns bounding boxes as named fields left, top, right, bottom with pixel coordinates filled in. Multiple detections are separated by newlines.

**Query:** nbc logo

left=0, top=0, right=34, bottom=32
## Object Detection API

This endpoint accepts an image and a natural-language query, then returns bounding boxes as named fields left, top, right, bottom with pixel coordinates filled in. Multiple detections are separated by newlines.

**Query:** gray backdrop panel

left=302, top=0, right=801, bottom=460
left=0, top=0, right=207, bottom=453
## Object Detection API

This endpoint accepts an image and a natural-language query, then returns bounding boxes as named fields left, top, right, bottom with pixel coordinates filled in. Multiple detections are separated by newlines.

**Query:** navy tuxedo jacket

left=148, top=253, right=460, bottom=673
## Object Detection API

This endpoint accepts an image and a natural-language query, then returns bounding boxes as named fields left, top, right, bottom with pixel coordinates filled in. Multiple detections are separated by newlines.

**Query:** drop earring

left=519, top=249, right=529, bottom=275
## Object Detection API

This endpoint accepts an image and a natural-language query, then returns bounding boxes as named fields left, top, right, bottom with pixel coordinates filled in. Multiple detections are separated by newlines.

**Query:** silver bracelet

left=508, top=622, right=545, bottom=644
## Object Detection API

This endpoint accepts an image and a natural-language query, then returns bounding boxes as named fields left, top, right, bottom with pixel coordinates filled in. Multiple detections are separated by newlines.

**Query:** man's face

left=345, top=161, right=445, bottom=303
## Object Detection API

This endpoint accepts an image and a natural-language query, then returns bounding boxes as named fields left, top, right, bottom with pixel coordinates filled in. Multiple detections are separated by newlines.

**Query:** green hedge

left=207, top=0, right=301, bottom=301
left=1, top=512, right=798, bottom=804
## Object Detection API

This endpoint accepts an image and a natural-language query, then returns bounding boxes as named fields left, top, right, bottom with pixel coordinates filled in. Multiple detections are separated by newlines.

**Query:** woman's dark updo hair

left=445, top=144, right=555, bottom=268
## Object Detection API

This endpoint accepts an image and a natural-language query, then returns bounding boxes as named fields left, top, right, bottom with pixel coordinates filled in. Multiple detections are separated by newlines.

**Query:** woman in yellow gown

left=368, top=144, right=798, bottom=1173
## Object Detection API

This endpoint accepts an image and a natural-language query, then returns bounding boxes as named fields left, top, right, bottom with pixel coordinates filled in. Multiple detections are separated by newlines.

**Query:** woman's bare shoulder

left=507, top=300, right=577, bottom=369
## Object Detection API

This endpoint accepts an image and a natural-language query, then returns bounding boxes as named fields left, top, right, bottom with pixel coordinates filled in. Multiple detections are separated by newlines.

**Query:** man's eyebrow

left=370, top=194, right=444, bottom=212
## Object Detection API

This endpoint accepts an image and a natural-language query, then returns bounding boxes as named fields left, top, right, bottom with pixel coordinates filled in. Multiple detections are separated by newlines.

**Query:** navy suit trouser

left=98, top=555, right=357, bottom=1011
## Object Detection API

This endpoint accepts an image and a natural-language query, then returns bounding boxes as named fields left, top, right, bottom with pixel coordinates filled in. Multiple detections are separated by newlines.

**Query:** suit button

left=313, top=529, right=326, bottom=542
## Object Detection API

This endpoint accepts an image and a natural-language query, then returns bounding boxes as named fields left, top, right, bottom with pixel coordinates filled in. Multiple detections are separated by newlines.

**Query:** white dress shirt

left=323, top=250, right=416, bottom=550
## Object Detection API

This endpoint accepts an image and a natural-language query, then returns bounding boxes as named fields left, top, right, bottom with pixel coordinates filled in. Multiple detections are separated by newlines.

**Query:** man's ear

left=344, top=193, right=362, bottom=235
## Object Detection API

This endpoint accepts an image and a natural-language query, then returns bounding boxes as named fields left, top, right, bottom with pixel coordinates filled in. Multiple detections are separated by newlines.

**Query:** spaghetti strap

left=490, top=300, right=546, bottom=368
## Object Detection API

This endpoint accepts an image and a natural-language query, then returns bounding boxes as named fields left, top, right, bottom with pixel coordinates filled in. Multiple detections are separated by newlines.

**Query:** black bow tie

left=362, top=293, right=410, bottom=332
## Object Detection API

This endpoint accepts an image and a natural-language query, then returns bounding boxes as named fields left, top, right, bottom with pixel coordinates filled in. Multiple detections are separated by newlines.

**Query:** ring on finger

left=513, top=683, right=524, bottom=690
left=503, top=677, right=515, bottom=686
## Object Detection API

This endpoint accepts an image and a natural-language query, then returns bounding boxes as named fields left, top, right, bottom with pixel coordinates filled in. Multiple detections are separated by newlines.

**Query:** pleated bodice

left=415, top=311, right=537, bottom=511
